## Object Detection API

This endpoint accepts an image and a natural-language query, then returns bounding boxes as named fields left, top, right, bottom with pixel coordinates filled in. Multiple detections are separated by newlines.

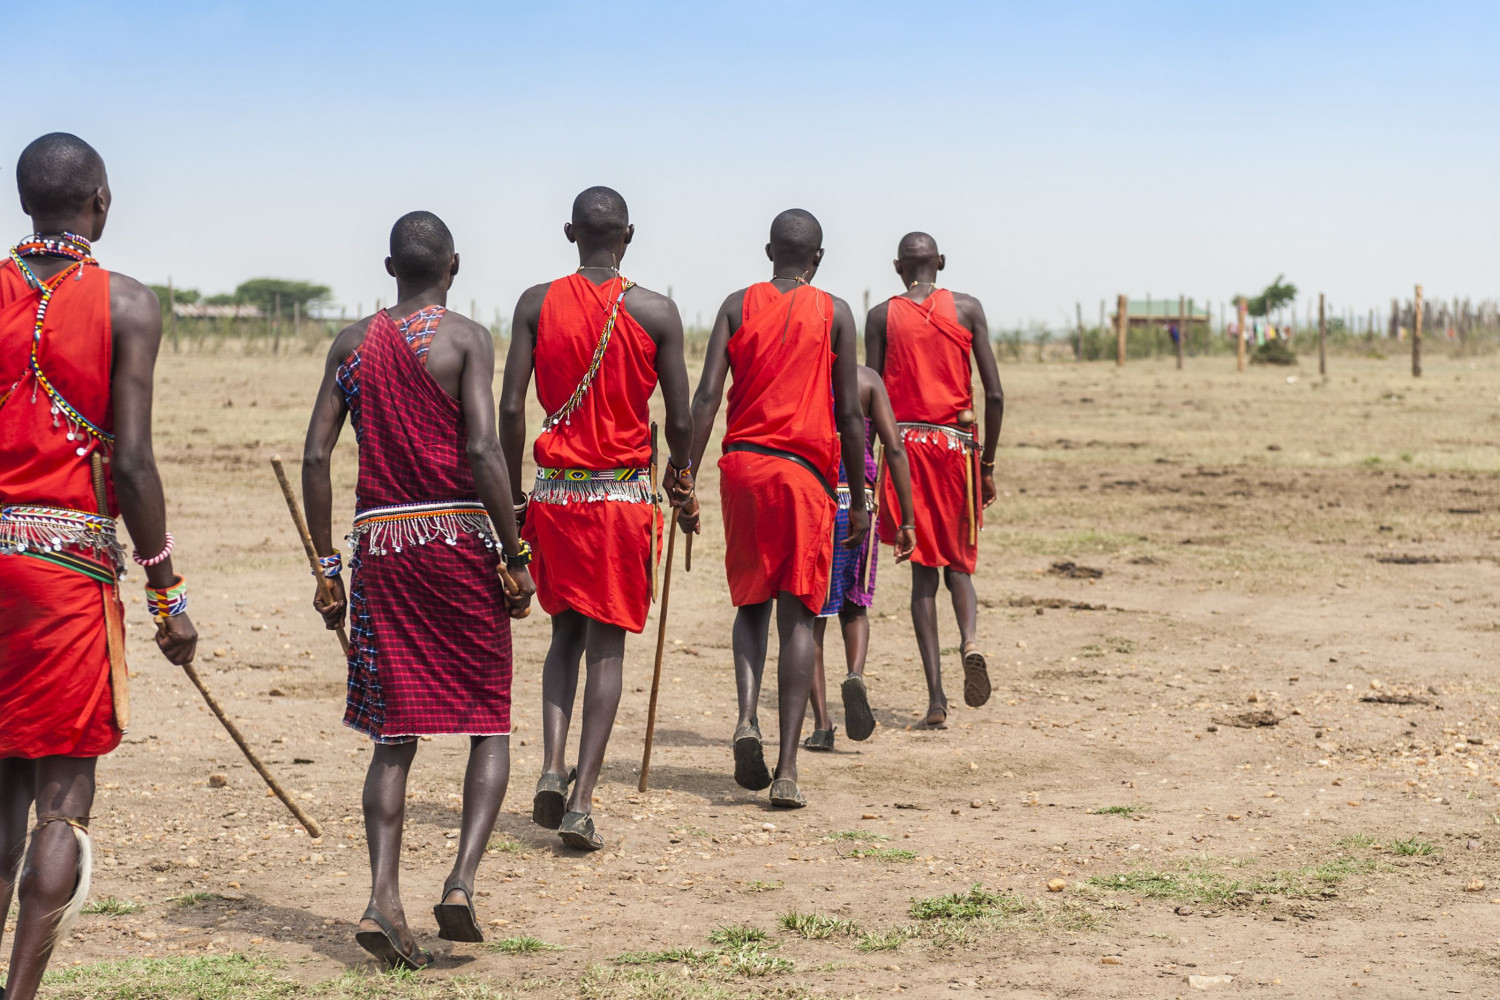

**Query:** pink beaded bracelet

left=132, top=532, right=174, bottom=567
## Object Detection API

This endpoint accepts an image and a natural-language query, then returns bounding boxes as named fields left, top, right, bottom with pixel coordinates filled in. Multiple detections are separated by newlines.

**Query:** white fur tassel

left=44, top=824, right=91, bottom=951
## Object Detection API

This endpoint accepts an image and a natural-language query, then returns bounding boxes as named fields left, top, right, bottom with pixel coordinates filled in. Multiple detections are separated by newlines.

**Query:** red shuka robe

left=876, top=289, right=981, bottom=573
left=718, top=282, right=839, bottom=612
left=522, top=274, right=662, bottom=633
left=0, top=259, right=123, bottom=758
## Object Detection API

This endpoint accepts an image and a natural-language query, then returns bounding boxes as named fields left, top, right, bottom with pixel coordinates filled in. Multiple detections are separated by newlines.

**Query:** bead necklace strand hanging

left=3, top=234, right=112, bottom=455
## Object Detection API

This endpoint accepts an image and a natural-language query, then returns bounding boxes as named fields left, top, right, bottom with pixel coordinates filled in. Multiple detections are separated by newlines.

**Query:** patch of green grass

left=742, top=879, right=783, bottom=892
left=1080, top=644, right=1106, bottom=658
left=1338, top=833, right=1377, bottom=849
left=824, top=830, right=890, bottom=842
left=82, top=896, right=144, bottom=915
left=1089, top=805, right=1142, bottom=816
left=42, top=955, right=513, bottom=999
left=1090, top=854, right=1389, bottom=905
left=581, top=965, right=790, bottom=999
left=672, top=826, right=709, bottom=838
left=1390, top=837, right=1435, bottom=857
left=779, top=911, right=858, bottom=939
left=1086, top=867, right=1244, bottom=905
left=856, top=927, right=912, bottom=952
left=1362, top=455, right=1383, bottom=467
left=488, top=935, right=562, bottom=955
left=615, top=947, right=712, bottom=966
left=909, top=884, right=1023, bottom=922
left=1104, top=636, right=1136, bottom=654
left=844, top=847, right=916, bottom=862
left=167, top=891, right=218, bottom=907
left=486, top=835, right=526, bottom=854
left=708, top=924, right=767, bottom=948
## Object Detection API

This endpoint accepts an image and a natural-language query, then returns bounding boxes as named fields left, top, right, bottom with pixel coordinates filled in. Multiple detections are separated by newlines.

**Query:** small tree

left=233, top=278, right=332, bottom=318
left=1238, top=275, right=1298, bottom=318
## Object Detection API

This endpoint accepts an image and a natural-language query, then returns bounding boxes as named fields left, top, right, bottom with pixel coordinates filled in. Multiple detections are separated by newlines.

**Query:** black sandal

left=557, top=810, right=605, bottom=851
left=355, top=907, right=435, bottom=971
left=769, top=777, right=807, bottom=809
left=433, top=877, right=483, bottom=943
left=733, top=722, right=772, bottom=790
left=842, top=674, right=876, bottom=741
left=961, top=642, right=991, bottom=708
left=532, top=767, right=577, bottom=830
left=803, top=728, right=836, bottom=751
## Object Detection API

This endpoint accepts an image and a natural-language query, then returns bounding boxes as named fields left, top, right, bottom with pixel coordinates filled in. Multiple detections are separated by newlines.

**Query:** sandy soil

left=9, top=347, right=1500, bottom=999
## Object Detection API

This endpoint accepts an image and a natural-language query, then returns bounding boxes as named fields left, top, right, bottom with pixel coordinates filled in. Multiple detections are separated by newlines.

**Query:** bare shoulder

left=828, top=293, right=857, bottom=324
left=622, top=283, right=681, bottom=336
left=513, top=280, right=551, bottom=322
left=857, top=364, right=883, bottom=392
left=866, top=298, right=890, bottom=323
left=440, top=310, right=491, bottom=341
left=950, top=290, right=987, bottom=322
left=719, top=287, right=749, bottom=325
left=328, top=315, right=374, bottom=361
left=107, top=272, right=160, bottom=333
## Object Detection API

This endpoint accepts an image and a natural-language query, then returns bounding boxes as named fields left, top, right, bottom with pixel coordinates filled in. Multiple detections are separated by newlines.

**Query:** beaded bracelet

left=316, top=551, right=342, bottom=578
left=667, top=457, right=693, bottom=475
left=132, top=532, right=174, bottom=567
left=145, top=575, right=189, bottom=618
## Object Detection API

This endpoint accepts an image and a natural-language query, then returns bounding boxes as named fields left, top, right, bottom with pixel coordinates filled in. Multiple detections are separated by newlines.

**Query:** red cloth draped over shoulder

left=523, top=274, right=661, bottom=633
left=346, top=311, right=511, bottom=738
left=718, top=282, right=839, bottom=612
left=0, top=259, right=121, bottom=758
left=877, top=289, right=980, bottom=572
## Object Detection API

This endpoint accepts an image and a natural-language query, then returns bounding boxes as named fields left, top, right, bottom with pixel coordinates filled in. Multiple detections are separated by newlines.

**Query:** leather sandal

left=532, top=767, right=577, bottom=830
left=769, top=777, right=807, bottom=809
left=433, top=877, right=483, bottom=943
left=558, top=810, right=605, bottom=851
left=355, top=907, right=435, bottom=971
left=841, top=674, right=876, bottom=741
left=733, top=723, right=772, bottom=790
left=802, top=727, right=836, bottom=752
left=961, top=642, right=991, bottom=708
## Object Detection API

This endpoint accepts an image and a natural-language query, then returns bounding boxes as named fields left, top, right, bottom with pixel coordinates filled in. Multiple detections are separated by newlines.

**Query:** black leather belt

left=723, top=442, right=837, bottom=501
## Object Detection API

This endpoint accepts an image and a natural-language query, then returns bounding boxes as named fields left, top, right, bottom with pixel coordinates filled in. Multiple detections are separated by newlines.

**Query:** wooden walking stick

left=956, top=410, right=978, bottom=547
left=648, top=422, right=660, bottom=601
left=269, top=455, right=349, bottom=654
left=638, top=521, right=677, bottom=792
left=163, top=630, right=323, bottom=839
left=91, top=454, right=131, bottom=731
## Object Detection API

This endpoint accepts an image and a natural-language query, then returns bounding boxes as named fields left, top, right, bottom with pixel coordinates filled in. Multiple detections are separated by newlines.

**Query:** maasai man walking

left=804, top=366, right=916, bottom=752
left=0, top=133, right=198, bottom=1000
left=501, top=186, right=695, bottom=852
left=866, top=232, right=1004, bottom=729
left=303, top=211, right=534, bottom=969
left=686, top=209, right=867, bottom=809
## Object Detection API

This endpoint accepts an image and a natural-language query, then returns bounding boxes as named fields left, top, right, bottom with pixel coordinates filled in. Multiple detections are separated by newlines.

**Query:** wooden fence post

left=1412, top=284, right=1423, bottom=377
left=1115, top=294, right=1128, bottom=366
left=1236, top=297, right=1247, bottom=372
left=1175, top=295, right=1185, bottom=369
left=1318, top=293, right=1327, bottom=377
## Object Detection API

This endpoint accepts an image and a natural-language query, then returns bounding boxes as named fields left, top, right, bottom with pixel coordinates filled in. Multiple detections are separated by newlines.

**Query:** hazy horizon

left=5, top=1, right=1496, bottom=331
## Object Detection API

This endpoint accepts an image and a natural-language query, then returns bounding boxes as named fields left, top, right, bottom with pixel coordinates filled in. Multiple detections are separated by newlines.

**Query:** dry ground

left=8, top=348, right=1500, bottom=1000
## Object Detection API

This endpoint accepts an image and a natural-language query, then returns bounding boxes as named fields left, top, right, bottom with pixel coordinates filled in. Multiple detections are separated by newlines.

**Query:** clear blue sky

left=4, top=1, right=1496, bottom=329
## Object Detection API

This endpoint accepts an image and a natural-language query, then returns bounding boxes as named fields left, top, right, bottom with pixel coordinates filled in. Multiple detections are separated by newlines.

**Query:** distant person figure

left=500, top=187, right=695, bottom=852
left=865, top=232, right=1004, bottom=729
left=685, top=208, right=868, bottom=809
left=0, top=132, right=198, bottom=1000
left=804, top=366, right=915, bottom=752
left=302, top=211, right=534, bottom=969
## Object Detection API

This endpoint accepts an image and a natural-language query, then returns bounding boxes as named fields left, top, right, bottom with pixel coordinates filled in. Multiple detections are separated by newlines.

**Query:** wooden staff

left=956, top=409, right=977, bottom=547
left=638, top=519, right=678, bottom=792
left=91, top=454, right=130, bottom=730
left=648, top=422, right=660, bottom=602
left=269, top=455, right=349, bottom=654
left=162, top=627, right=323, bottom=839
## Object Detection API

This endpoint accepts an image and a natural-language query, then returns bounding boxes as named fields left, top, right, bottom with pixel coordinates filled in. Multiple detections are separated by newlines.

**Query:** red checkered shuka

left=342, top=309, right=512, bottom=741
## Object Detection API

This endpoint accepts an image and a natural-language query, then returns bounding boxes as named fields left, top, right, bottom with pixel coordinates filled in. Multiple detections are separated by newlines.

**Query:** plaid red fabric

left=342, top=309, right=511, bottom=741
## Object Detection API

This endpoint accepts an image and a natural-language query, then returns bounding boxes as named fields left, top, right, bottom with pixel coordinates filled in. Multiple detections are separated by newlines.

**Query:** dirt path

left=12, top=351, right=1500, bottom=999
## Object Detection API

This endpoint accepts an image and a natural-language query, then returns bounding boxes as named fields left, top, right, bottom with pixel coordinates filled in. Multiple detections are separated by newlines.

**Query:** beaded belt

left=0, top=503, right=124, bottom=570
left=834, top=485, right=877, bottom=513
left=348, top=500, right=496, bottom=556
left=531, top=466, right=654, bottom=505
left=897, top=421, right=977, bottom=452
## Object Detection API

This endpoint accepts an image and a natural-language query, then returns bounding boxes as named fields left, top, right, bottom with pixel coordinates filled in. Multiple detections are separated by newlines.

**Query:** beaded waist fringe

left=348, top=500, right=496, bottom=556
left=833, top=486, right=876, bottom=514
left=531, top=467, right=654, bottom=505
left=0, top=504, right=124, bottom=569
left=898, top=421, right=976, bottom=452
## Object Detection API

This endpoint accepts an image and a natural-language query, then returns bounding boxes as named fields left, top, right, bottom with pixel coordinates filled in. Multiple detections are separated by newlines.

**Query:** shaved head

left=571, top=186, right=629, bottom=242
left=897, top=231, right=940, bottom=262
left=389, top=210, right=454, bottom=283
left=16, top=132, right=107, bottom=220
left=769, top=208, right=822, bottom=261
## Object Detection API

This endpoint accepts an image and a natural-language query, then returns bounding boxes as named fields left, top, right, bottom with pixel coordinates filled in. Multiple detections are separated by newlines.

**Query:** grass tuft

left=845, top=847, right=916, bottom=862
left=488, top=935, right=562, bottom=955
left=779, top=911, right=858, bottom=939
left=707, top=924, right=767, bottom=948
left=1090, top=805, right=1142, bottom=816
left=167, top=891, right=218, bottom=907
left=824, top=830, right=890, bottom=842
left=742, top=879, right=783, bottom=892
left=908, top=884, right=1022, bottom=922
left=82, top=896, right=144, bottom=915
left=1338, top=833, right=1377, bottom=849
left=857, top=927, right=912, bottom=952
left=486, top=835, right=526, bottom=854
left=1389, top=837, right=1435, bottom=857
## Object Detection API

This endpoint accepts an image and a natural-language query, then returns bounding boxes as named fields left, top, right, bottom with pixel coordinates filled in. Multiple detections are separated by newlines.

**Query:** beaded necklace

left=3, top=235, right=113, bottom=455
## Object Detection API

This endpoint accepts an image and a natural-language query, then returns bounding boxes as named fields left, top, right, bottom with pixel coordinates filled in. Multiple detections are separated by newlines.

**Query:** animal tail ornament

left=41, top=818, right=92, bottom=952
